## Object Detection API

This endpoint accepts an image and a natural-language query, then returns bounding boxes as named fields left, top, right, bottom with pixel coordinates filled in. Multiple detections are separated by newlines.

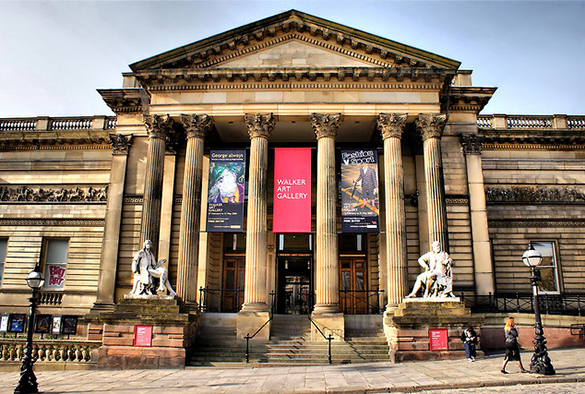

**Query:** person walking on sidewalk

left=461, top=326, right=479, bottom=362
left=501, top=317, right=528, bottom=374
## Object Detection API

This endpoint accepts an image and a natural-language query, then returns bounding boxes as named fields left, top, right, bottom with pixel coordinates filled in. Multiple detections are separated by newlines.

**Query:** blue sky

left=1, top=1, right=583, bottom=117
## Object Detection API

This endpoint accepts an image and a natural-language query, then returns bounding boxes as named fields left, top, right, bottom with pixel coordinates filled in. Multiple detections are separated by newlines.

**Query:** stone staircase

left=187, top=313, right=390, bottom=367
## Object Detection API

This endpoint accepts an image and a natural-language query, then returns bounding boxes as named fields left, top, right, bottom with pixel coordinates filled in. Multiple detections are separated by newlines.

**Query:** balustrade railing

left=477, top=115, right=585, bottom=130
left=0, top=116, right=116, bottom=132
left=462, top=292, right=583, bottom=316
left=0, top=338, right=100, bottom=364
left=0, top=119, right=37, bottom=131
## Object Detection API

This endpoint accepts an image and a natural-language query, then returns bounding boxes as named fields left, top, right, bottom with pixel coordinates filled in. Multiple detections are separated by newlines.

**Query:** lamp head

left=522, top=242, right=542, bottom=267
left=26, top=268, right=45, bottom=290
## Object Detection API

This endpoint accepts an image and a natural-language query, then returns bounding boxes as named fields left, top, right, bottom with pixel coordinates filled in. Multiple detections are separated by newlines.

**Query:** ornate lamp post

left=14, top=267, right=45, bottom=394
left=521, top=243, right=555, bottom=375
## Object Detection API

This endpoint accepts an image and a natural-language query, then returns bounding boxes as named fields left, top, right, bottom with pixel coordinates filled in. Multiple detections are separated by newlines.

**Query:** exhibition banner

left=273, top=148, right=312, bottom=233
left=206, top=149, right=246, bottom=232
left=340, top=149, right=379, bottom=233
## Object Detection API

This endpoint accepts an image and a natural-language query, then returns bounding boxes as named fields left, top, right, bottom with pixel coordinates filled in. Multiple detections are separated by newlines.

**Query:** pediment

left=130, top=10, right=460, bottom=73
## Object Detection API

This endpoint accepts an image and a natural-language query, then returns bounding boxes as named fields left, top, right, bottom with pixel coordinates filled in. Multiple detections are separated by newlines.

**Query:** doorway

left=221, top=256, right=245, bottom=312
left=276, top=257, right=312, bottom=314
left=340, top=257, right=368, bottom=314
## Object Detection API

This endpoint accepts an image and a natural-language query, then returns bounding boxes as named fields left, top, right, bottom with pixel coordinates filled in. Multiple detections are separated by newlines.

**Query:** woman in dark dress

left=501, top=317, right=528, bottom=374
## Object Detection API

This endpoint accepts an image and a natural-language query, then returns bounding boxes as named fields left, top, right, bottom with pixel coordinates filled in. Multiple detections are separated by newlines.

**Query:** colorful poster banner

left=340, top=149, right=380, bottom=233
left=206, top=150, right=246, bottom=232
left=273, top=148, right=312, bottom=233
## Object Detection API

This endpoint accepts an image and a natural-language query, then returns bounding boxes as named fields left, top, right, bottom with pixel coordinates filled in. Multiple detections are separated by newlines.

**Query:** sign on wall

left=429, top=328, right=449, bottom=351
left=206, top=150, right=246, bottom=232
left=273, top=148, right=312, bottom=233
left=340, top=149, right=380, bottom=233
left=134, top=325, right=153, bottom=347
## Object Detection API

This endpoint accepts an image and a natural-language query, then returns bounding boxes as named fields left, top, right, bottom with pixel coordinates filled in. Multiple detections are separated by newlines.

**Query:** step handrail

left=244, top=291, right=275, bottom=363
left=307, top=313, right=333, bottom=364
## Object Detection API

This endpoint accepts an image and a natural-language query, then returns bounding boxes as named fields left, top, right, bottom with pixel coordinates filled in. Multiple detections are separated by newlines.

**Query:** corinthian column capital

left=312, top=113, right=341, bottom=139
left=416, top=113, right=447, bottom=140
left=108, top=133, right=133, bottom=155
left=460, top=134, right=484, bottom=155
left=143, top=114, right=174, bottom=140
left=244, top=113, right=275, bottom=139
left=377, top=113, right=408, bottom=140
left=181, top=114, right=213, bottom=139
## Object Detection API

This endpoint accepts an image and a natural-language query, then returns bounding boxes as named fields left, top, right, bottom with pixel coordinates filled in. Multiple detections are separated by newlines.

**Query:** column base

left=236, top=310, right=271, bottom=340
left=310, top=311, right=344, bottom=340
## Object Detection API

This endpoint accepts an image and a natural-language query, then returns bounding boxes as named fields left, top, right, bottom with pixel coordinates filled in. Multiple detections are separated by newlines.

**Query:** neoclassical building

left=1, top=10, right=584, bottom=365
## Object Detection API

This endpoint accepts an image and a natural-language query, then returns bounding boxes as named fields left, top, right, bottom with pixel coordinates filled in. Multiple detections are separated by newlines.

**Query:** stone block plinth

left=384, top=298, right=483, bottom=362
left=310, top=312, right=344, bottom=340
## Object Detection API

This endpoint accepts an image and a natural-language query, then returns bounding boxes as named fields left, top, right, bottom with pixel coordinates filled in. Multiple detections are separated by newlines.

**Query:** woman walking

left=501, top=317, right=528, bottom=374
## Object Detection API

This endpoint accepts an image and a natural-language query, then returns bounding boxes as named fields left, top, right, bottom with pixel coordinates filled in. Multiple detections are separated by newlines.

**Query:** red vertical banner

left=273, top=148, right=311, bottom=233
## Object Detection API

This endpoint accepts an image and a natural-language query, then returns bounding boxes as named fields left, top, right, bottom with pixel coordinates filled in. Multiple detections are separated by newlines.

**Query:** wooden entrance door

left=339, top=257, right=368, bottom=314
left=222, top=256, right=245, bottom=312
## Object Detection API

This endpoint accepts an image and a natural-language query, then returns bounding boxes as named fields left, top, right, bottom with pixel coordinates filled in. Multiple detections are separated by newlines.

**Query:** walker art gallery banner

left=272, top=148, right=312, bottom=233
left=206, top=149, right=246, bottom=232
left=340, top=149, right=380, bottom=233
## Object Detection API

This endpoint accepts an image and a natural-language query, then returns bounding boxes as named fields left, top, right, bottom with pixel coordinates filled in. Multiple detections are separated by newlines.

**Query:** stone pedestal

left=383, top=298, right=483, bottom=362
left=84, top=297, right=199, bottom=369
left=236, top=311, right=271, bottom=340
left=310, top=312, right=345, bottom=340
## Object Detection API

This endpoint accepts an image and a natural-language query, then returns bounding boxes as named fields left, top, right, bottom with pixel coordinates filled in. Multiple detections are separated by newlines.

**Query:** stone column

left=312, top=113, right=342, bottom=317
left=237, top=113, right=274, bottom=340
left=377, top=113, right=408, bottom=309
left=242, top=113, right=275, bottom=312
left=92, top=134, right=132, bottom=310
left=460, top=134, right=495, bottom=295
left=140, top=114, right=174, bottom=254
left=176, top=114, right=213, bottom=303
left=416, top=114, right=448, bottom=250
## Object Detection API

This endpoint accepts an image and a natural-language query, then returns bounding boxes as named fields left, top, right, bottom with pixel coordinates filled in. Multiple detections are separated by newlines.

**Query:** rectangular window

left=532, top=241, right=560, bottom=294
left=43, top=239, right=69, bottom=291
left=0, top=239, right=6, bottom=286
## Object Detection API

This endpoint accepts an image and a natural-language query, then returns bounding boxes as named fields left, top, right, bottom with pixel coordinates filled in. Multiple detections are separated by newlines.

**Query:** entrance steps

left=187, top=313, right=390, bottom=367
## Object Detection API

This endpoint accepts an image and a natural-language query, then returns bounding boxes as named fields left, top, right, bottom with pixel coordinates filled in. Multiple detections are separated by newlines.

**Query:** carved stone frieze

left=0, top=186, right=108, bottom=203
left=460, top=134, right=484, bottom=155
left=377, top=113, right=407, bottom=140
left=312, top=113, right=341, bottom=139
left=489, top=219, right=585, bottom=228
left=181, top=114, right=213, bottom=139
left=486, top=186, right=585, bottom=204
left=416, top=113, right=447, bottom=140
left=108, top=134, right=133, bottom=155
left=244, top=113, right=275, bottom=139
left=0, top=219, right=105, bottom=227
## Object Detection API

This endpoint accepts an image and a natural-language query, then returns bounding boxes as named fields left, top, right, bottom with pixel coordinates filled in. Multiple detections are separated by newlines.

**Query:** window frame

left=41, top=238, right=69, bottom=291
left=0, top=238, right=7, bottom=287
left=531, top=240, right=561, bottom=295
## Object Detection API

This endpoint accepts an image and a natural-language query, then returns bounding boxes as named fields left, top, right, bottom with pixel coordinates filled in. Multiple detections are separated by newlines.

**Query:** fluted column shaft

left=378, top=114, right=408, bottom=308
left=312, top=113, right=341, bottom=314
left=242, top=113, right=274, bottom=312
left=176, top=114, right=212, bottom=303
left=140, top=115, right=173, bottom=253
left=417, top=114, right=448, bottom=250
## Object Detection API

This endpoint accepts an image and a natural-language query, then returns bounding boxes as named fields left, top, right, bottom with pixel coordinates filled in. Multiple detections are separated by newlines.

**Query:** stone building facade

left=1, top=10, right=584, bottom=357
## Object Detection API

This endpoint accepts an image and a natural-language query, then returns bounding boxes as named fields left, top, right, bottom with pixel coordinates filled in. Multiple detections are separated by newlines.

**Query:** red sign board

left=429, top=328, right=448, bottom=351
left=134, top=325, right=153, bottom=347
left=273, top=148, right=311, bottom=233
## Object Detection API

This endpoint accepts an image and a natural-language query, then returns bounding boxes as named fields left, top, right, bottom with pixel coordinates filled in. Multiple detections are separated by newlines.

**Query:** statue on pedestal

left=128, top=240, right=177, bottom=297
left=406, top=241, right=454, bottom=298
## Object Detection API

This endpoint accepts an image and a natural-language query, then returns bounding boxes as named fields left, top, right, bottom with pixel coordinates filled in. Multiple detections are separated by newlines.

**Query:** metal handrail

left=307, top=313, right=333, bottom=364
left=339, top=288, right=385, bottom=314
left=461, top=292, right=584, bottom=316
left=244, top=291, right=275, bottom=363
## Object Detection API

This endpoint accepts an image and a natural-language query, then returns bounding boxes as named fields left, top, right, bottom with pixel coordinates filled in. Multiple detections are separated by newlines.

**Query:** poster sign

left=45, top=264, right=66, bottom=289
left=52, top=316, right=62, bottom=334
left=340, top=149, right=379, bottom=233
left=429, top=328, right=449, bottom=351
left=134, top=325, right=153, bottom=347
left=62, top=316, right=78, bottom=335
left=0, top=315, right=8, bottom=332
left=273, top=148, right=312, bottom=233
left=206, top=150, right=246, bottom=232
left=9, top=314, right=26, bottom=333
left=35, top=315, right=52, bottom=334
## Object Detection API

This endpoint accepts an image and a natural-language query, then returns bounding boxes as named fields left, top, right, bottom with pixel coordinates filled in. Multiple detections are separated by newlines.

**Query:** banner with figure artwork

left=206, top=150, right=246, bottom=232
left=340, top=149, right=379, bottom=233
left=273, top=148, right=311, bottom=233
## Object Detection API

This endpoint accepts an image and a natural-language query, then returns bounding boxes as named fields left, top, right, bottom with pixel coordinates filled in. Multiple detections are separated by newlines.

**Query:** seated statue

left=129, top=240, right=177, bottom=297
left=406, top=241, right=454, bottom=298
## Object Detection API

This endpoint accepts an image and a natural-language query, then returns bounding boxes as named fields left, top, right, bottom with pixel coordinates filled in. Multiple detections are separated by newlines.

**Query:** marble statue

left=129, top=240, right=177, bottom=297
left=406, top=241, right=454, bottom=298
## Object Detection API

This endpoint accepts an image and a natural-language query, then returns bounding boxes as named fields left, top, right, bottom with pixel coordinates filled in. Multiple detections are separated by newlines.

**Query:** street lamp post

left=521, top=242, right=555, bottom=375
left=14, top=267, right=45, bottom=394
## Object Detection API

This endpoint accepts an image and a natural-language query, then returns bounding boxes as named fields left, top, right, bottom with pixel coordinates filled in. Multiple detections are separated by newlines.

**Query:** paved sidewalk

left=1, top=348, right=584, bottom=393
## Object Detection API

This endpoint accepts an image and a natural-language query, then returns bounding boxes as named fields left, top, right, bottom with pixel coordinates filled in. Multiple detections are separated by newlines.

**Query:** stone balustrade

left=0, top=116, right=116, bottom=132
left=0, top=338, right=100, bottom=363
left=478, top=114, right=585, bottom=130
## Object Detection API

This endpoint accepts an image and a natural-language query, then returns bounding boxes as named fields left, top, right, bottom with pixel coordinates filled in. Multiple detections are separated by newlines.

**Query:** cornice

left=480, top=129, right=585, bottom=148
left=448, top=86, right=496, bottom=114
left=98, top=88, right=144, bottom=114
